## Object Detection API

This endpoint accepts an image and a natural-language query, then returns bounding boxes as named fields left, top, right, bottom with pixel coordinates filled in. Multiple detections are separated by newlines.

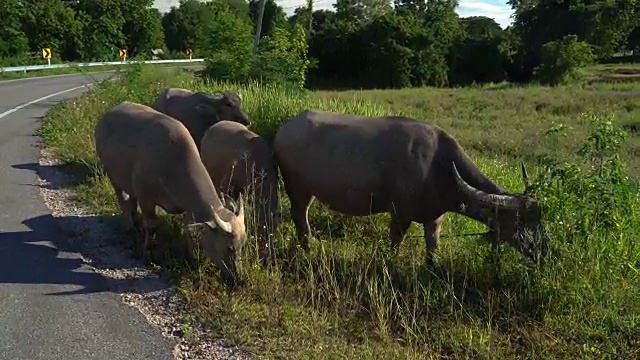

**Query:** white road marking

left=0, top=84, right=92, bottom=119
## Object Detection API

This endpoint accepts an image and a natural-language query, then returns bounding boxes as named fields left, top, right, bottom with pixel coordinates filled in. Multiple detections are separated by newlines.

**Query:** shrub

left=250, top=21, right=311, bottom=88
left=533, top=34, right=595, bottom=86
left=201, top=0, right=254, bottom=82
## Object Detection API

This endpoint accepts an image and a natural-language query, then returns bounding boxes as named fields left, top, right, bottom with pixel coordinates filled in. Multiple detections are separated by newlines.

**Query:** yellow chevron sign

left=42, top=48, right=52, bottom=59
left=119, top=48, right=127, bottom=58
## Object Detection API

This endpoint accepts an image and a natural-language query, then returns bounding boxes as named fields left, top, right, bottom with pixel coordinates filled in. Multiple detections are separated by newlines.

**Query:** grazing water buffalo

left=151, top=87, right=250, bottom=149
left=94, top=101, right=247, bottom=285
left=200, top=121, right=282, bottom=265
left=273, top=110, right=548, bottom=265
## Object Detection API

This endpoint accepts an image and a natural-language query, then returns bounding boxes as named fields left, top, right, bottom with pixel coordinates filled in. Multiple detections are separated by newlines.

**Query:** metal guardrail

left=0, top=58, right=206, bottom=73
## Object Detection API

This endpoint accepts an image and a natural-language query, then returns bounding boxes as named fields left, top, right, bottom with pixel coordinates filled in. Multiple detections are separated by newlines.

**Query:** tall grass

left=39, top=66, right=640, bottom=359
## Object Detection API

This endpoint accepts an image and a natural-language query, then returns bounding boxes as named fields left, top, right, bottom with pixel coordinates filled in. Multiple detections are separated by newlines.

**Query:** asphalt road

left=0, top=73, right=175, bottom=359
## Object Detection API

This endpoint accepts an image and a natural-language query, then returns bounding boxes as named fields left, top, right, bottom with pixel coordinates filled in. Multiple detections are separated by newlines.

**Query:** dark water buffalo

left=152, top=87, right=249, bottom=149
left=273, top=109, right=548, bottom=265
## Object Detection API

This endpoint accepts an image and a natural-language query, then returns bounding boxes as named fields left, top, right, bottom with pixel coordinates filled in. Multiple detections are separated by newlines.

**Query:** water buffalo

left=151, top=87, right=250, bottom=149
left=94, top=101, right=247, bottom=285
left=200, top=120, right=282, bottom=266
left=273, top=109, right=548, bottom=265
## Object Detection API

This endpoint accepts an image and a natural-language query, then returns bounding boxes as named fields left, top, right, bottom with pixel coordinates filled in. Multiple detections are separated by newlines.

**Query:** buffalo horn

left=452, top=162, right=521, bottom=210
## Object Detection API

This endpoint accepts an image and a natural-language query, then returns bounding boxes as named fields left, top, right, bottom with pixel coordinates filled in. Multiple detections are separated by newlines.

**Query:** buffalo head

left=195, top=91, right=250, bottom=127
left=452, top=162, right=549, bottom=262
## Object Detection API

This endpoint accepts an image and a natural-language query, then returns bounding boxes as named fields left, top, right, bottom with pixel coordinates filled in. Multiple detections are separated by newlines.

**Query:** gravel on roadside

left=37, top=147, right=252, bottom=360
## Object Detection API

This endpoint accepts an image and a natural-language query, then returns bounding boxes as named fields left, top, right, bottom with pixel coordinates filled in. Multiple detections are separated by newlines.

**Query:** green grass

left=38, top=66, right=640, bottom=359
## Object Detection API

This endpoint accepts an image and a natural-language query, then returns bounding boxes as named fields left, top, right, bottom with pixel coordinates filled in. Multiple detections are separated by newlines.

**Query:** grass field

left=38, top=65, right=639, bottom=359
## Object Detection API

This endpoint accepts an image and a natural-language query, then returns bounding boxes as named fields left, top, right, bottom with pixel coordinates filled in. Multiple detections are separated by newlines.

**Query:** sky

left=153, top=0, right=515, bottom=28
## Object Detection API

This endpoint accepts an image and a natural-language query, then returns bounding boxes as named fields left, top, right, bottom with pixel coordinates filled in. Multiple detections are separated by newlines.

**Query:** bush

left=201, top=0, right=254, bottom=81
left=533, top=34, right=595, bottom=86
left=250, top=22, right=310, bottom=88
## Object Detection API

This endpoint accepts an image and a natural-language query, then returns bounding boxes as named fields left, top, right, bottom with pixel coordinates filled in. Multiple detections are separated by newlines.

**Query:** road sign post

left=186, top=48, right=193, bottom=60
left=42, top=48, right=52, bottom=66
left=119, top=48, right=127, bottom=62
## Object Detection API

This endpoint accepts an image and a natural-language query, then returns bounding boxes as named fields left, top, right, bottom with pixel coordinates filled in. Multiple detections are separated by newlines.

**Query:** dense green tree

left=533, top=34, right=594, bottom=85
left=70, top=0, right=126, bottom=61
left=460, top=16, right=503, bottom=39
left=202, top=0, right=254, bottom=80
left=120, top=0, right=166, bottom=57
left=251, top=21, right=310, bottom=87
left=248, top=0, right=288, bottom=39
left=0, top=0, right=29, bottom=59
left=21, top=0, right=85, bottom=61
left=162, top=0, right=217, bottom=54
left=627, top=26, right=640, bottom=53
left=334, top=0, right=393, bottom=22
left=394, top=0, right=427, bottom=17
left=509, top=0, right=639, bottom=80
left=1, top=0, right=638, bottom=89
left=449, top=16, right=510, bottom=85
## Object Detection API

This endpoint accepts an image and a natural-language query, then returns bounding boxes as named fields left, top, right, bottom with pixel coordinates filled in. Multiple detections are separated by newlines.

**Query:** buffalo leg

left=281, top=175, right=312, bottom=251
left=290, top=196, right=313, bottom=250
left=388, top=215, right=411, bottom=253
left=107, top=175, right=140, bottom=231
left=423, top=214, right=445, bottom=267
left=139, top=200, right=160, bottom=262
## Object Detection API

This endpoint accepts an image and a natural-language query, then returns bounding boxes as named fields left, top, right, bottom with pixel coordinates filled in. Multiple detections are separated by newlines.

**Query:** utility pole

left=253, top=0, right=267, bottom=56
left=306, top=0, right=313, bottom=39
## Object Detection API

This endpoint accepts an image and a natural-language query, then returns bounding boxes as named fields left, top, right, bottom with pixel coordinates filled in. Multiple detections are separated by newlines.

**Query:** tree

left=71, top=0, right=127, bottom=61
left=249, top=0, right=288, bottom=40
left=21, top=0, right=86, bottom=61
left=162, top=0, right=217, bottom=54
left=251, top=21, right=311, bottom=87
left=448, top=16, right=511, bottom=85
left=627, top=26, right=640, bottom=53
left=509, top=0, right=639, bottom=80
left=533, top=34, right=594, bottom=86
left=202, top=0, right=254, bottom=81
left=120, top=0, right=166, bottom=57
left=334, top=0, right=393, bottom=23
left=459, top=16, right=502, bottom=39
left=0, top=0, right=29, bottom=59
left=394, top=0, right=426, bottom=17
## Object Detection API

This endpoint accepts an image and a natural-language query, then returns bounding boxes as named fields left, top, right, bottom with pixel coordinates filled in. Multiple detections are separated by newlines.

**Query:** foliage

left=162, top=0, right=218, bottom=55
left=448, top=16, right=510, bottom=85
left=0, top=0, right=29, bottom=58
left=248, top=0, right=288, bottom=39
left=2, top=0, right=640, bottom=87
left=509, top=0, right=639, bottom=80
left=533, top=35, right=595, bottom=86
left=250, top=22, right=311, bottom=87
left=201, top=0, right=254, bottom=81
